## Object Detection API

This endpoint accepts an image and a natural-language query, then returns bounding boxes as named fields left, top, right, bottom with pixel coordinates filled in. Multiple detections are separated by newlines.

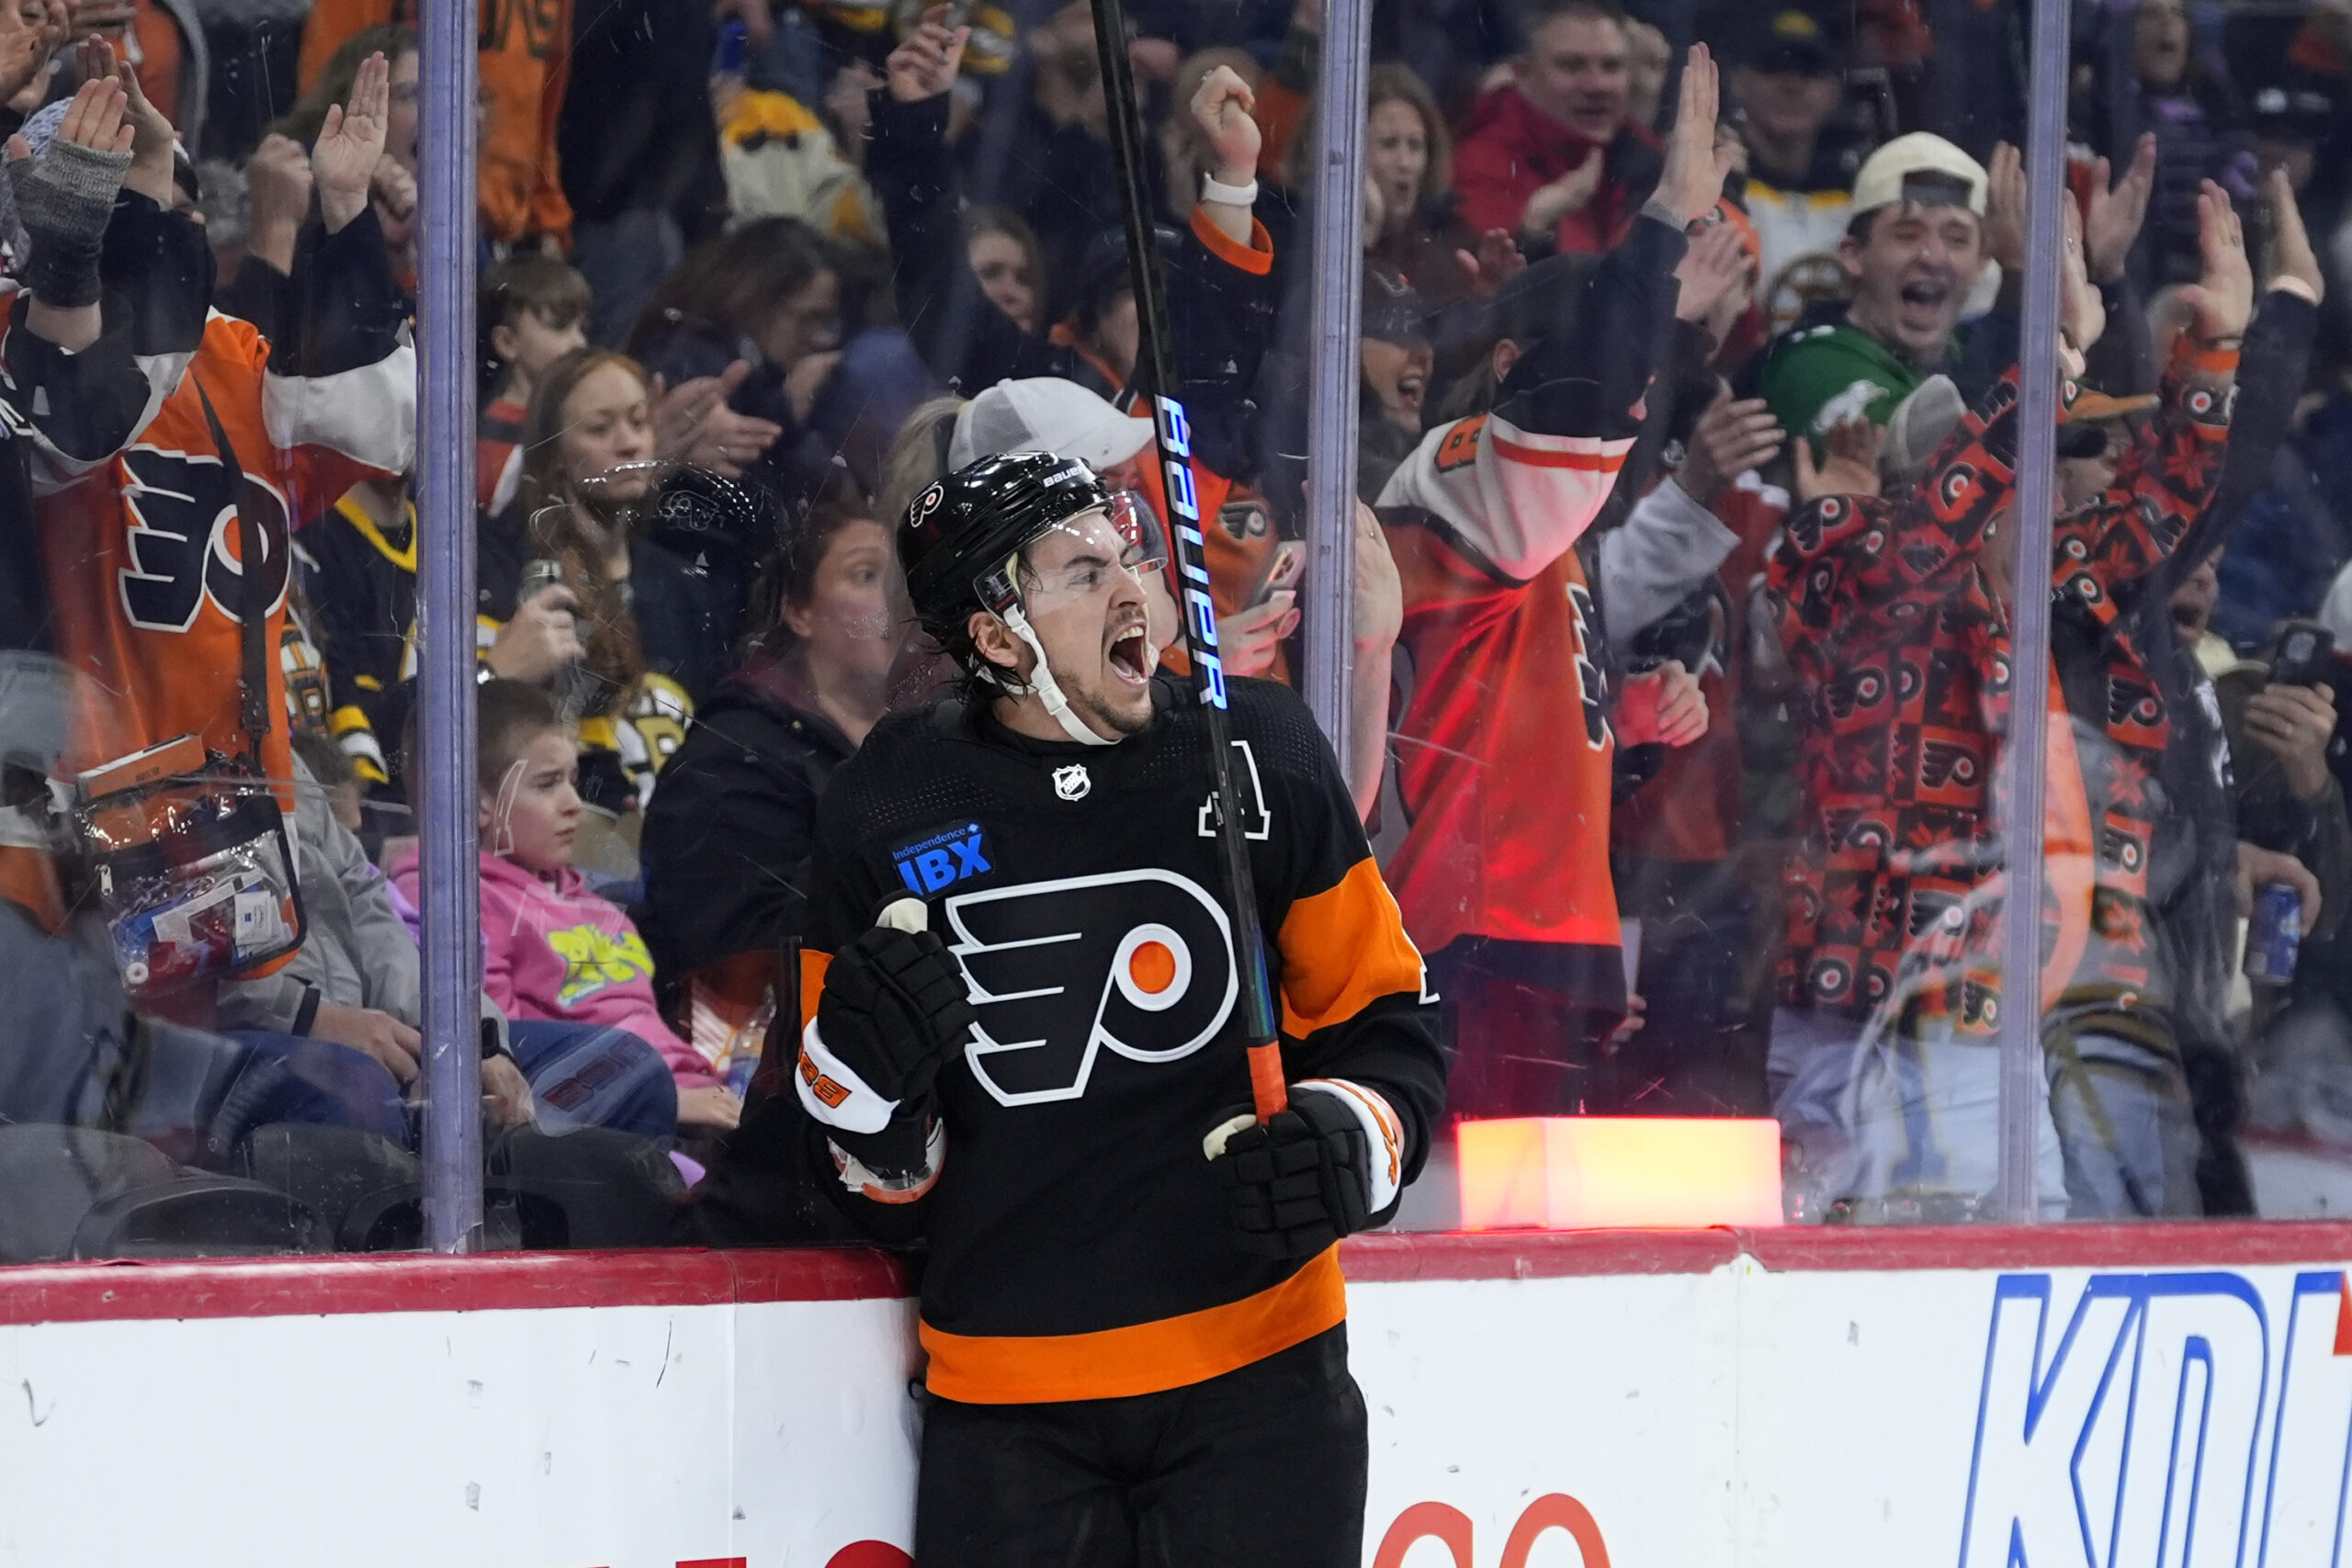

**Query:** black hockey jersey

left=299, top=492, right=416, bottom=787
left=797, top=674, right=1444, bottom=1404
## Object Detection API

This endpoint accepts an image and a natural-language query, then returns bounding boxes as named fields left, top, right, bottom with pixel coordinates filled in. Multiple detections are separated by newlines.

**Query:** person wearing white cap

left=946, top=376, right=1156, bottom=484
left=1756, top=130, right=1993, bottom=453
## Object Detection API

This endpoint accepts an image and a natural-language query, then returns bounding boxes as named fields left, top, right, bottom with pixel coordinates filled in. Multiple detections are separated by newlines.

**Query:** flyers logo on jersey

left=945, top=870, right=1237, bottom=1107
left=116, top=446, right=295, bottom=633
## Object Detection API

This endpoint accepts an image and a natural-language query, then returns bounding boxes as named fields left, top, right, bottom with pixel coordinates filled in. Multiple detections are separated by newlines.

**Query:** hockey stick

left=1086, top=0, right=1287, bottom=1123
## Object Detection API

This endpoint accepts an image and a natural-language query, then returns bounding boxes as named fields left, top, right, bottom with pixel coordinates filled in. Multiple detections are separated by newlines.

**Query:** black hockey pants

left=912, top=1323, right=1368, bottom=1567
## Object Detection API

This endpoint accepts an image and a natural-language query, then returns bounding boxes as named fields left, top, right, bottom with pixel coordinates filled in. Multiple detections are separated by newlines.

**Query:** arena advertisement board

left=6, top=1232, right=2352, bottom=1566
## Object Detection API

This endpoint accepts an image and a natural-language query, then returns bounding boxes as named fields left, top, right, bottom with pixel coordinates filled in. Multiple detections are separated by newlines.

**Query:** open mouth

left=1397, top=372, right=1426, bottom=413
left=1899, top=278, right=1953, bottom=318
left=1106, top=620, right=1153, bottom=686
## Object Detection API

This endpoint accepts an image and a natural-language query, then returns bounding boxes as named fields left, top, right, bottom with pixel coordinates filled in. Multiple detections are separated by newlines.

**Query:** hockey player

left=790, top=451, right=1445, bottom=1565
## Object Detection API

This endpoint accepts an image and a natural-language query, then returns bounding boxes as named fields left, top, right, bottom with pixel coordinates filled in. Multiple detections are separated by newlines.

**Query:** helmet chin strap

left=995, top=605, right=1116, bottom=747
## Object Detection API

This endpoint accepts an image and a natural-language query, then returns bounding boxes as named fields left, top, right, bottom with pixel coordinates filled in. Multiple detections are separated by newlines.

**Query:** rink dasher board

left=6, top=1228, right=2352, bottom=1567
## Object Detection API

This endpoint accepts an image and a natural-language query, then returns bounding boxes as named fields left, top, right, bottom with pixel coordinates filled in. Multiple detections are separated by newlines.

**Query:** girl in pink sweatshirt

left=390, top=682, right=741, bottom=1131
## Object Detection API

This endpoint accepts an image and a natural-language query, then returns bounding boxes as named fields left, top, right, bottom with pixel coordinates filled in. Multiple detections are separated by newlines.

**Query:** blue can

left=2245, top=882, right=2303, bottom=984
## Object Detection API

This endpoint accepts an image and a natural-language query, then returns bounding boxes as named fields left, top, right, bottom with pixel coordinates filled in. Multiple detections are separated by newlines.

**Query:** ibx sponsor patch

left=890, top=822, right=993, bottom=896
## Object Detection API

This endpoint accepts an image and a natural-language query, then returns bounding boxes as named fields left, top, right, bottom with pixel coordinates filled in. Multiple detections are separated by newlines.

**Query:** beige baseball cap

left=1850, top=132, right=1988, bottom=218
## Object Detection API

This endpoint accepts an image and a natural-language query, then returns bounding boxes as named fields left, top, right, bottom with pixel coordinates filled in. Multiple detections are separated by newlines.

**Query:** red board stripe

left=1341, top=1221, right=2352, bottom=1280
left=1340, top=1229, right=1742, bottom=1281
left=0, top=1247, right=914, bottom=1327
left=1736, top=1219, right=2352, bottom=1273
left=2, top=1224, right=2352, bottom=1326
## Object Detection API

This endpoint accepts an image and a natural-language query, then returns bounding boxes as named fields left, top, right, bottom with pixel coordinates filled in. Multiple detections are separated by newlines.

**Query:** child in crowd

left=390, top=681, right=743, bottom=1132
left=478, top=255, right=593, bottom=516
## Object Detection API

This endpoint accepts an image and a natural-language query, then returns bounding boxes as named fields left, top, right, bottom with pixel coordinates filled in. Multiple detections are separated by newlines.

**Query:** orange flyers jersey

left=39, top=311, right=415, bottom=795
left=1374, top=409, right=1633, bottom=956
left=300, top=0, right=573, bottom=244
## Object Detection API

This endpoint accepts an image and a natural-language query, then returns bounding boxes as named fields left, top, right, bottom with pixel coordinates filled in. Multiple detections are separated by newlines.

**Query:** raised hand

left=2265, top=165, right=2324, bottom=304
left=886, top=5, right=967, bottom=103
left=8, top=73, right=131, bottom=308
left=2084, top=132, right=2155, bottom=284
left=85, top=39, right=175, bottom=205
left=1521, top=148, right=1603, bottom=238
left=1674, top=219, right=1749, bottom=334
left=312, top=50, right=389, bottom=231
left=1982, top=141, right=2027, bottom=276
left=1652, top=42, right=1732, bottom=227
left=243, top=132, right=312, bottom=270
left=1452, top=227, right=1527, bottom=299
left=368, top=151, right=416, bottom=247
left=2058, top=198, right=2107, bottom=356
left=2176, top=178, right=2254, bottom=346
left=0, top=0, right=65, bottom=106
left=1217, top=590, right=1298, bottom=679
left=1677, top=387, right=1782, bottom=506
left=650, top=362, right=785, bottom=477
left=1351, top=499, right=1400, bottom=655
left=1190, top=62, right=1259, bottom=186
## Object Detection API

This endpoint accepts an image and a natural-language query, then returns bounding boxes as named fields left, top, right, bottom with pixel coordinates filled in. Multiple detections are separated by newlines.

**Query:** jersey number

left=1566, top=581, right=1608, bottom=749
left=116, top=446, right=293, bottom=633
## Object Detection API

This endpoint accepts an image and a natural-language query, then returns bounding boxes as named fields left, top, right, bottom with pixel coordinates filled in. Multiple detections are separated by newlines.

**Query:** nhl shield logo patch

left=1052, top=763, right=1091, bottom=801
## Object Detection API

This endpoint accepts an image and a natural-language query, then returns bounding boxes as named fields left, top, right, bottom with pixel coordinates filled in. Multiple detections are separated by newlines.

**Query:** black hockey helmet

left=901, top=450, right=1114, bottom=652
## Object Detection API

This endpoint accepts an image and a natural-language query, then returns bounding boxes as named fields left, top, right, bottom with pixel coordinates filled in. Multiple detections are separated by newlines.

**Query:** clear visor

left=1107, top=490, right=1170, bottom=574
left=977, top=495, right=1167, bottom=617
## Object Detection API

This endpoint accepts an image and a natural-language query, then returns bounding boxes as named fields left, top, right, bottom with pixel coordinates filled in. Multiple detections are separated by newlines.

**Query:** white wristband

left=1200, top=171, right=1259, bottom=207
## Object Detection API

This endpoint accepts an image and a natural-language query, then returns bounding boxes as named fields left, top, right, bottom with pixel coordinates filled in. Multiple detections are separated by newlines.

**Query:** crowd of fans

left=2, top=0, right=2351, bottom=1252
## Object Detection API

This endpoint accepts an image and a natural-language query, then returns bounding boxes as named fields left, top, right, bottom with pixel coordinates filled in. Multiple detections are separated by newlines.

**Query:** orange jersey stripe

left=1488, top=434, right=1627, bottom=471
left=1276, top=856, right=1424, bottom=1039
left=918, top=1245, right=1346, bottom=1404
left=798, top=947, right=832, bottom=1032
left=1187, top=206, right=1274, bottom=276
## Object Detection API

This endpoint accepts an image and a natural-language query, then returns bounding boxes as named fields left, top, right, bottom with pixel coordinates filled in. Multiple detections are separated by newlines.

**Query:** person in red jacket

left=1452, top=0, right=1666, bottom=256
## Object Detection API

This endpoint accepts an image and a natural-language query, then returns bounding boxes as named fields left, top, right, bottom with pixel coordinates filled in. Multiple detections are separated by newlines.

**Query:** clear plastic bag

left=70, top=737, right=305, bottom=995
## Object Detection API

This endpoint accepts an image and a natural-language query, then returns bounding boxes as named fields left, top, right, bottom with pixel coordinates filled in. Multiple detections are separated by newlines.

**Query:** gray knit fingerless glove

left=10, top=138, right=133, bottom=308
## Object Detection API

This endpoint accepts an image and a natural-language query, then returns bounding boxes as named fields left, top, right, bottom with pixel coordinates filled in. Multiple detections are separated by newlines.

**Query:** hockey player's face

left=481, top=728, right=582, bottom=874
left=1013, top=510, right=1158, bottom=737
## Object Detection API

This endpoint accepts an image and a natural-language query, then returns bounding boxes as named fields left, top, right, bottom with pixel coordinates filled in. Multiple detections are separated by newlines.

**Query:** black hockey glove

left=811, top=925, right=978, bottom=1109
left=1208, top=1091, right=1374, bottom=1259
